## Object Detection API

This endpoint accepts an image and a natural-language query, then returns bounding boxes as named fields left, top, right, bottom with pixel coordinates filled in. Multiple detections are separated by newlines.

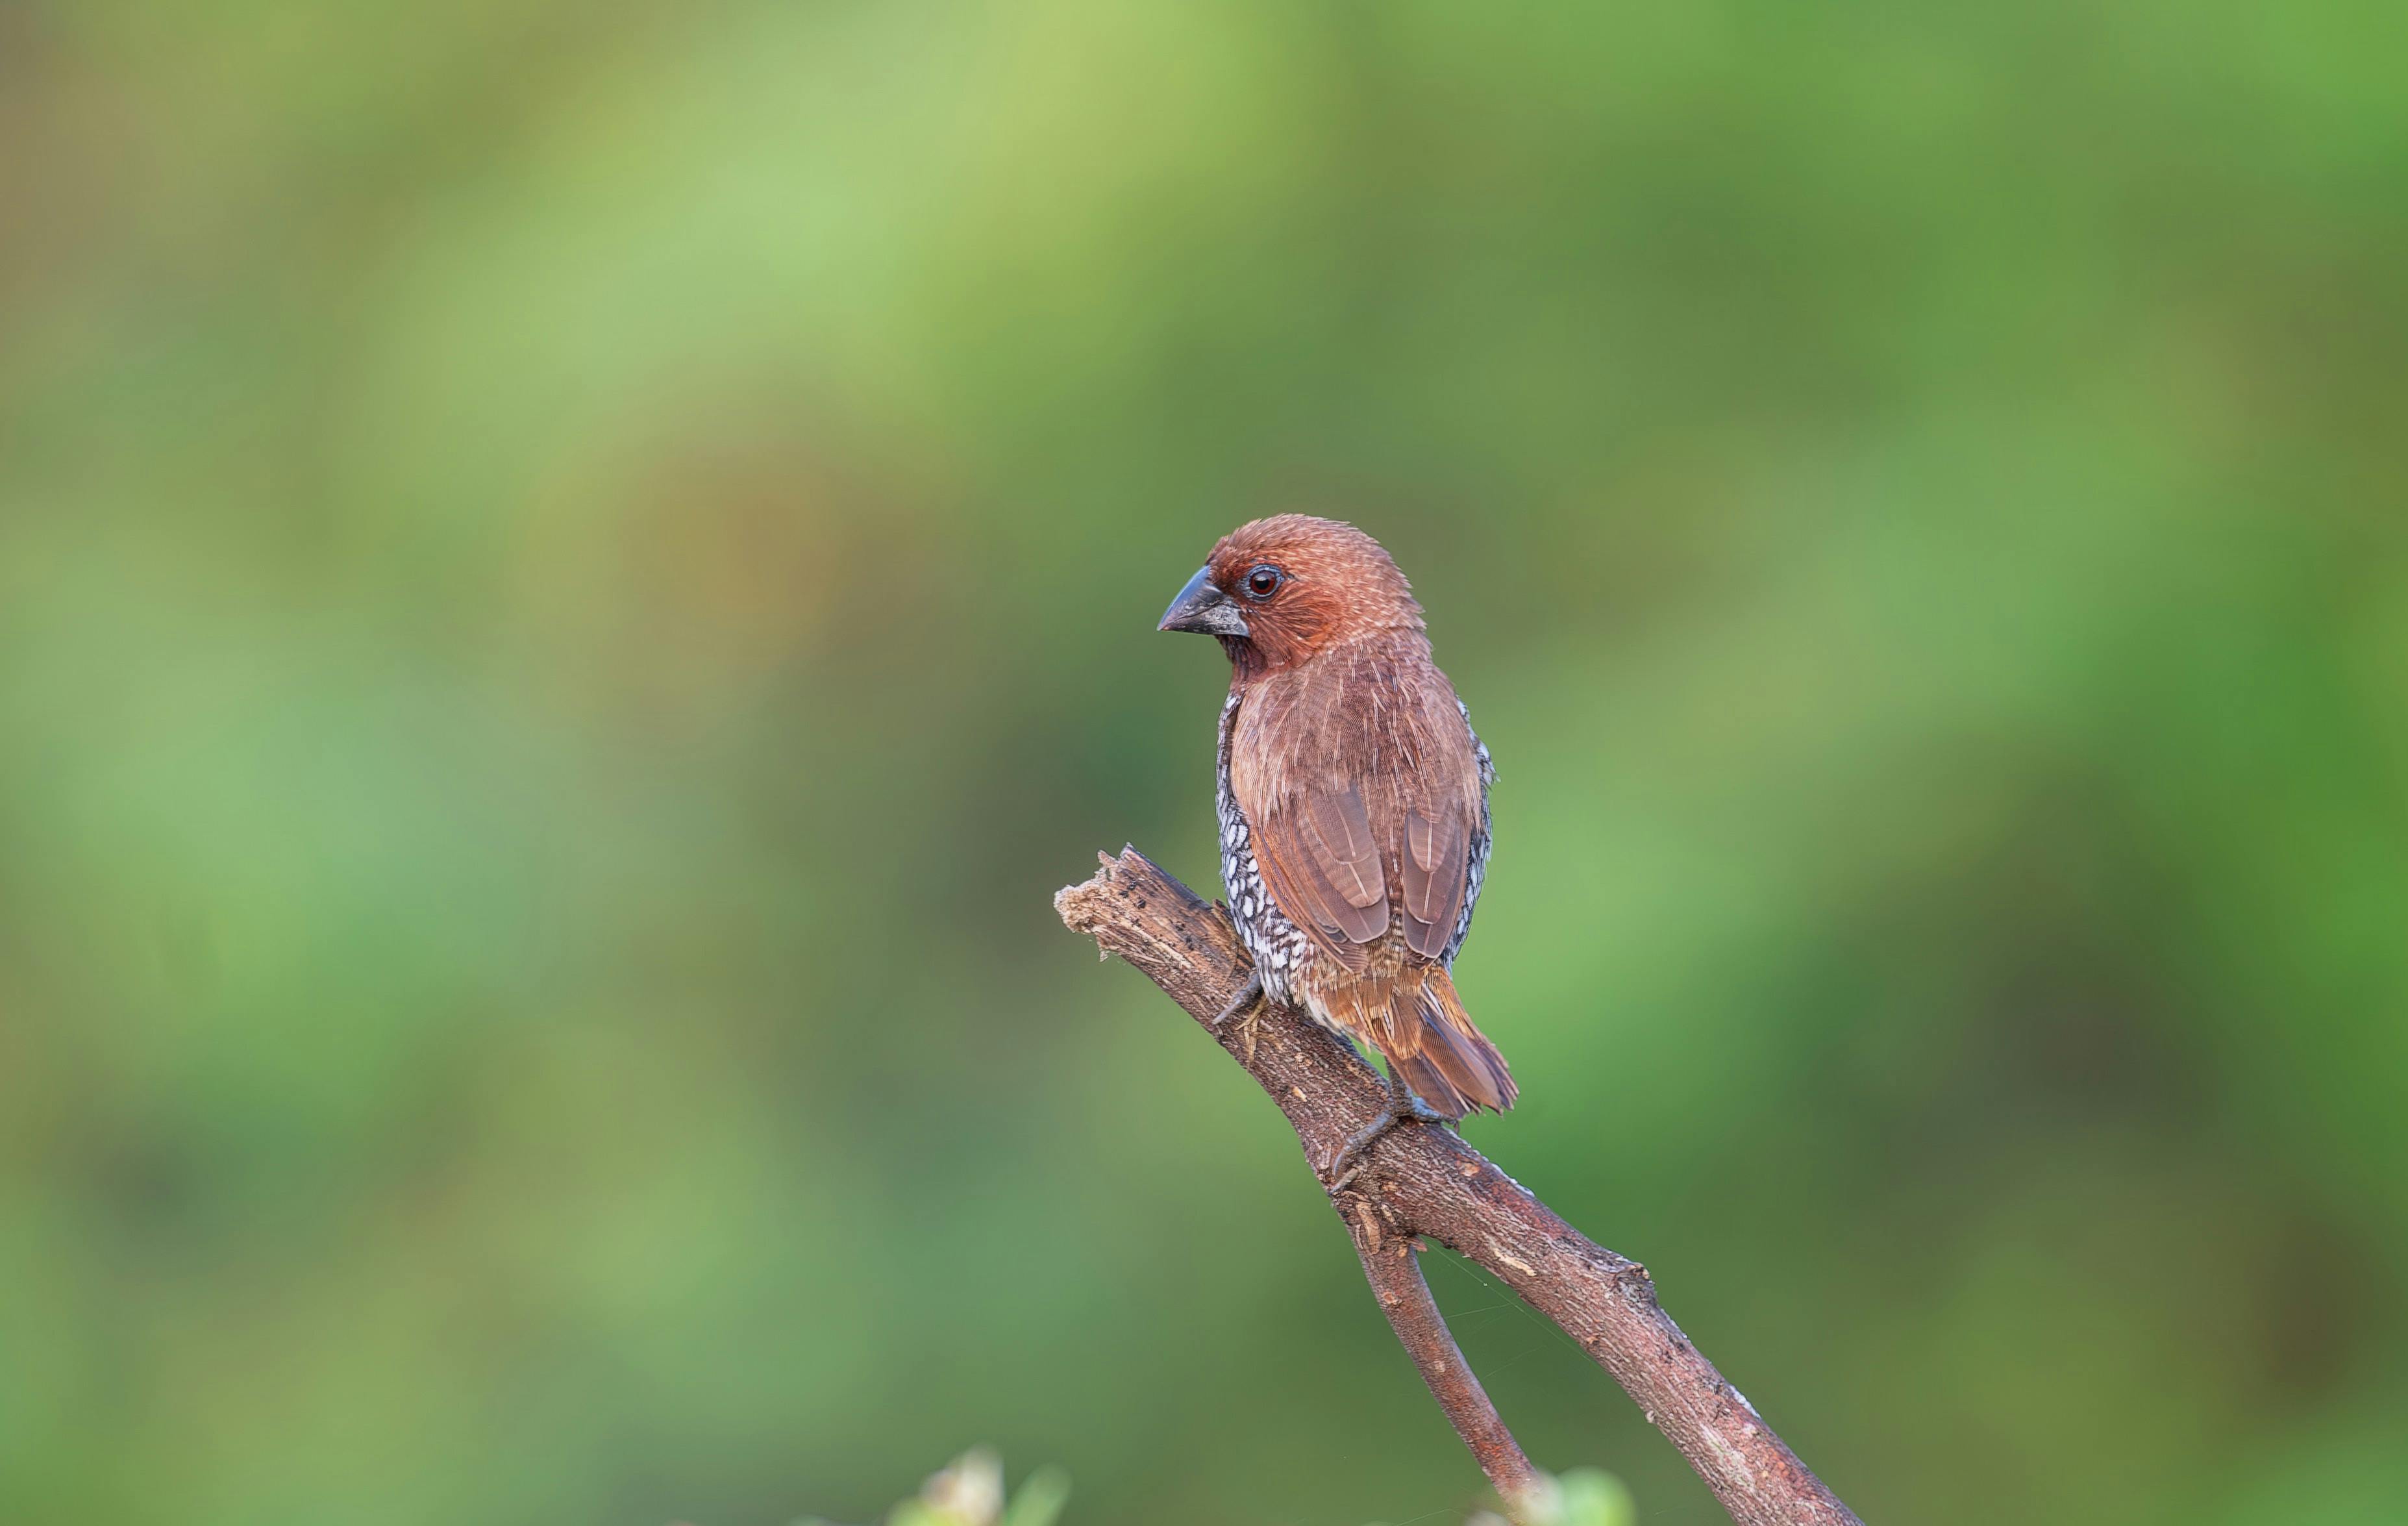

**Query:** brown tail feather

left=1388, top=967, right=1515, bottom=1119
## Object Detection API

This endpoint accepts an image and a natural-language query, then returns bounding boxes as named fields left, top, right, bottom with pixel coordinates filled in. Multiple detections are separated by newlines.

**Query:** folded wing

left=1232, top=647, right=1482, bottom=966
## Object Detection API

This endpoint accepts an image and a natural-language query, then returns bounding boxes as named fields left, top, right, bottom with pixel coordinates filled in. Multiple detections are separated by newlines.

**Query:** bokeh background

left=5, top=2, right=2405, bottom=1523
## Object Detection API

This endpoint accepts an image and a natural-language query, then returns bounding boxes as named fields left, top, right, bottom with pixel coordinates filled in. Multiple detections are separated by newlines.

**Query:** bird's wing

left=1397, top=790, right=1472, bottom=960
left=1232, top=645, right=1482, bottom=965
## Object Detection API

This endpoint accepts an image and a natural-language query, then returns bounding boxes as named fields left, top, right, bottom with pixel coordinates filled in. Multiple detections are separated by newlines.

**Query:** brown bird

left=1159, top=515, right=1514, bottom=1174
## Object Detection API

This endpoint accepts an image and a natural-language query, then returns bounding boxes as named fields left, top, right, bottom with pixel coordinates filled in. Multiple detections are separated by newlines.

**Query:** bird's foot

left=1323, top=1093, right=1450, bottom=1192
left=1208, top=971, right=1266, bottom=1064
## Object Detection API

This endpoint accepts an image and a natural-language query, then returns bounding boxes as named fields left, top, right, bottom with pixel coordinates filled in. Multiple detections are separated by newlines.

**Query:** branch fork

left=1057, top=847, right=1860, bottom=1526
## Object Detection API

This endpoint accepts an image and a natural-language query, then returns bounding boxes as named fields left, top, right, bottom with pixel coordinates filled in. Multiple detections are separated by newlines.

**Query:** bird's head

left=1158, top=514, right=1424, bottom=673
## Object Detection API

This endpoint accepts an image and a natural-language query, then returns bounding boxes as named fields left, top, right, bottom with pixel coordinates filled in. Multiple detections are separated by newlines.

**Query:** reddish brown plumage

left=1160, top=515, right=1515, bottom=1119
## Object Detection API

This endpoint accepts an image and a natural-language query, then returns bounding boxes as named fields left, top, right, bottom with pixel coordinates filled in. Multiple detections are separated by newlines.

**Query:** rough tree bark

left=1056, top=847, right=1862, bottom=1526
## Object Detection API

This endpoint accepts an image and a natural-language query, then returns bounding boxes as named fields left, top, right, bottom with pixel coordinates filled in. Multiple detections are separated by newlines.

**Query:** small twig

left=1057, top=847, right=1862, bottom=1526
left=1351, top=1217, right=1541, bottom=1508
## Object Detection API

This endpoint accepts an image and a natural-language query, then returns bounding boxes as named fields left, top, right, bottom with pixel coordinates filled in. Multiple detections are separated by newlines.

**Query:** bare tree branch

left=1057, top=847, right=1863, bottom=1526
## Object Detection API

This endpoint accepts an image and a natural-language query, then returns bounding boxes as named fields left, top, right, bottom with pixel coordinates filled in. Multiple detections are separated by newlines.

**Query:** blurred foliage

left=805, top=1451, right=1622, bottom=1526
left=1545, top=1471, right=1637, bottom=1526
left=2, top=1, right=2405, bottom=1524
left=796, top=1449, right=1067, bottom=1526
left=1471, top=1470, right=1636, bottom=1526
left=805, top=1451, right=1625, bottom=1526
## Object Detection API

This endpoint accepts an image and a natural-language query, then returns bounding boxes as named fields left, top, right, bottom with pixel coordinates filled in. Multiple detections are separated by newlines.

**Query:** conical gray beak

left=1158, top=566, right=1248, bottom=637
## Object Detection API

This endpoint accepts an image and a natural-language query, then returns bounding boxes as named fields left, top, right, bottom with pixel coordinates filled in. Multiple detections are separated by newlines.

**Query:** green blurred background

left=4, top=1, right=2405, bottom=1522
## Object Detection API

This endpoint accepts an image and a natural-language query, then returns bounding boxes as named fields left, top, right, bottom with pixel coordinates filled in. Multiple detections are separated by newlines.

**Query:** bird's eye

left=1244, top=565, right=1284, bottom=599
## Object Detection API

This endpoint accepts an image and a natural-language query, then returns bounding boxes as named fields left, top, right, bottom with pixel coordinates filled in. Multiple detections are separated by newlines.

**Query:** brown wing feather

left=1253, top=801, right=1389, bottom=949
left=1300, top=787, right=1387, bottom=910
left=1229, top=638, right=1482, bottom=964
left=1398, top=804, right=1469, bottom=958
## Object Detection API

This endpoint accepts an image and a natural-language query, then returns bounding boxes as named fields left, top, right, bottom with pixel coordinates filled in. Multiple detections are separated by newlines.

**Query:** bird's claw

left=1321, top=1094, right=1449, bottom=1191
left=1208, top=971, right=1262, bottom=1029
left=1210, top=971, right=1265, bottom=1063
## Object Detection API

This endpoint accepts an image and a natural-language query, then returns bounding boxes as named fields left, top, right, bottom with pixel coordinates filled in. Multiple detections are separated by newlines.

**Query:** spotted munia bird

left=1160, top=516, right=1514, bottom=1169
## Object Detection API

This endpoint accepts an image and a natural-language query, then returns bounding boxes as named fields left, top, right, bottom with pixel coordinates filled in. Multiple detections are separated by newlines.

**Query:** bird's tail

left=1385, top=966, right=1517, bottom=1120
